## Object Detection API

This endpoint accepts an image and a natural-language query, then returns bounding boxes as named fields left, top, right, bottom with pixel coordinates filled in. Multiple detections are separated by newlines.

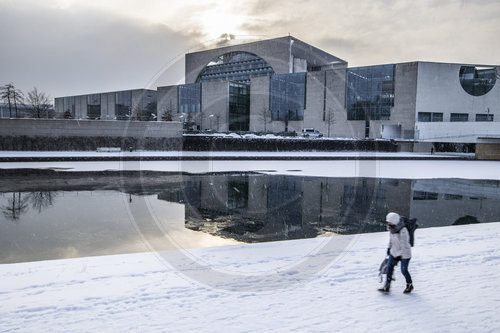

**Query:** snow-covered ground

left=2, top=152, right=499, bottom=331
left=1, top=151, right=497, bottom=180
left=1, top=159, right=498, bottom=180
left=1, top=222, right=499, bottom=332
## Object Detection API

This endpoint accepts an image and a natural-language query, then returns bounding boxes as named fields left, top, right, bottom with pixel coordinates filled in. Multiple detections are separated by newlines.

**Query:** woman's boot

left=378, top=281, right=391, bottom=293
left=403, top=283, right=414, bottom=294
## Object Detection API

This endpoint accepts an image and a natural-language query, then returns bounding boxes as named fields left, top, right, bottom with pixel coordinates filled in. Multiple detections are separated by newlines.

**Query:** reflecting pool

left=1, top=171, right=499, bottom=263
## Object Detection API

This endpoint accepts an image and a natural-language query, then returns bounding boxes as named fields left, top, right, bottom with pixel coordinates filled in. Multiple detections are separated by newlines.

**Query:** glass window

left=444, top=194, right=463, bottom=200
left=418, top=112, right=431, bottom=122
left=197, top=51, right=274, bottom=84
left=459, top=66, right=497, bottom=96
left=87, top=94, right=101, bottom=119
left=63, top=96, right=75, bottom=118
left=476, top=114, right=494, bottom=121
left=346, top=64, right=395, bottom=120
left=270, top=73, right=306, bottom=121
left=432, top=113, right=443, bottom=122
left=140, top=91, right=157, bottom=121
left=450, top=113, right=469, bottom=122
left=418, top=112, right=442, bottom=122
left=229, top=83, right=250, bottom=131
left=178, top=83, right=201, bottom=114
left=412, top=191, right=438, bottom=200
left=115, top=91, right=132, bottom=120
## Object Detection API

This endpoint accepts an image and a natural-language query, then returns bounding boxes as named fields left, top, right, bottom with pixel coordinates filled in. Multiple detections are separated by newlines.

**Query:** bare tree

left=63, top=110, right=73, bottom=119
left=161, top=101, right=174, bottom=121
left=29, top=192, right=56, bottom=213
left=0, top=83, right=14, bottom=117
left=189, top=112, right=202, bottom=130
left=12, top=86, right=24, bottom=118
left=2, top=192, right=29, bottom=221
left=26, top=87, right=52, bottom=118
left=131, top=105, right=142, bottom=121
left=145, top=101, right=157, bottom=121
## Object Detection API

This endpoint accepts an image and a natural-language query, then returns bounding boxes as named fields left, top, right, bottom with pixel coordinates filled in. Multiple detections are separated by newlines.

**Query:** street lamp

left=179, top=114, right=185, bottom=130
left=209, top=114, right=214, bottom=131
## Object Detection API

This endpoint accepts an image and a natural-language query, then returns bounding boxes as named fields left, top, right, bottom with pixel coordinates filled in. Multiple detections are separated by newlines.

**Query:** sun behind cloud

left=195, top=4, right=249, bottom=41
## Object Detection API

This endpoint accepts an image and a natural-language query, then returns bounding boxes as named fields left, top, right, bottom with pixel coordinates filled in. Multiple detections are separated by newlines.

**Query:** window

left=459, top=66, right=496, bottom=97
left=270, top=73, right=306, bottom=121
left=418, top=112, right=443, bottom=122
left=178, top=83, right=201, bottom=114
left=444, top=194, right=463, bottom=200
left=228, top=83, right=250, bottom=131
left=87, top=94, right=101, bottom=119
left=346, top=64, right=395, bottom=120
left=140, top=92, right=157, bottom=121
left=115, top=91, right=132, bottom=120
left=476, top=114, right=494, bottom=122
left=450, top=113, right=469, bottom=122
left=412, top=191, right=438, bottom=200
left=418, top=112, right=431, bottom=122
left=197, top=52, right=274, bottom=84
left=63, top=96, right=75, bottom=118
left=432, top=113, right=443, bottom=122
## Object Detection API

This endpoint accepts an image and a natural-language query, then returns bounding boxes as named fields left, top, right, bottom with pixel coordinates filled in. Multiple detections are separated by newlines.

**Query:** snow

left=1, top=151, right=499, bottom=331
left=1, top=159, right=498, bottom=180
left=1, top=151, right=497, bottom=180
left=1, top=222, right=499, bottom=332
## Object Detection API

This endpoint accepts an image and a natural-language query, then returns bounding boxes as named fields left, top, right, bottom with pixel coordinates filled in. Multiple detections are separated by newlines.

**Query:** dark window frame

left=450, top=113, right=469, bottom=122
left=475, top=113, right=494, bottom=122
left=418, top=112, right=443, bottom=122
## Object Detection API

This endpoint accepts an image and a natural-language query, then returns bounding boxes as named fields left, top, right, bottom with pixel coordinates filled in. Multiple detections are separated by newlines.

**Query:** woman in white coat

left=378, top=212, right=414, bottom=294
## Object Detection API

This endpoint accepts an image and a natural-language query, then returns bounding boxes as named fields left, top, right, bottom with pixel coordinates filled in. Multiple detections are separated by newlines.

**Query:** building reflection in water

left=3, top=173, right=499, bottom=245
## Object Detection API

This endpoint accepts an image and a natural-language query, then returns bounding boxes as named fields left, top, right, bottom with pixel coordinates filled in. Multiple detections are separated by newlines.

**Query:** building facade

left=54, top=36, right=500, bottom=144
left=54, top=89, right=157, bottom=121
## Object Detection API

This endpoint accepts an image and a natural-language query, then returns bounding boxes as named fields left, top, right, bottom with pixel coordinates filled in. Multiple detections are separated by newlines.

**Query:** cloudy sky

left=1, top=0, right=499, bottom=100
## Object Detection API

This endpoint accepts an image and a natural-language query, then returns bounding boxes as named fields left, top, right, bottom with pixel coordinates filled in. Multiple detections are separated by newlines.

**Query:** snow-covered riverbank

left=1, top=222, right=499, bottom=332
left=0, top=151, right=497, bottom=180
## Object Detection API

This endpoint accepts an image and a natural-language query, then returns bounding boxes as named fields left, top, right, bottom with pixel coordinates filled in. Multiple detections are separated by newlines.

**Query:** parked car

left=302, top=128, right=323, bottom=138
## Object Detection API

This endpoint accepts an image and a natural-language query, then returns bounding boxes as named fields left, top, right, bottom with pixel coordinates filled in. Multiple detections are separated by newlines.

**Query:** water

left=1, top=172, right=500, bottom=263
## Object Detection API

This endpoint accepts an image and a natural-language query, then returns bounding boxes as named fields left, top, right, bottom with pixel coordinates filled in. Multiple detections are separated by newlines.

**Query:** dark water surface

left=1, top=172, right=499, bottom=263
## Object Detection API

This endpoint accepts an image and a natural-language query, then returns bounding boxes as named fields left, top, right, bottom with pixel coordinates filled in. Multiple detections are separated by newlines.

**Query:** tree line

left=0, top=83, right=52, bottom=118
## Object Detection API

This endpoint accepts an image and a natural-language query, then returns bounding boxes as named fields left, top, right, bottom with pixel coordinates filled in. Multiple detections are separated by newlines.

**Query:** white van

left=302, top=128, right=323, bottom=138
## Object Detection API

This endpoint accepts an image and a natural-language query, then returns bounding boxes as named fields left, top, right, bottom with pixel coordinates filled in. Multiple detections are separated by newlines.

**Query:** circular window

left=459, top=66, right=497, bottom=96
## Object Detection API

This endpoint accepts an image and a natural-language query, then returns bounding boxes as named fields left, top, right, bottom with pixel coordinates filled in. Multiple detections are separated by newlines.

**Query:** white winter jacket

left=388, top=223, right=412, bottom=259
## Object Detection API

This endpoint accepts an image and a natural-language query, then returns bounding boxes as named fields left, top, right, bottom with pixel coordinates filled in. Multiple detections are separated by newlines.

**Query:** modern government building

left=54, top=36, right=499, bottom=145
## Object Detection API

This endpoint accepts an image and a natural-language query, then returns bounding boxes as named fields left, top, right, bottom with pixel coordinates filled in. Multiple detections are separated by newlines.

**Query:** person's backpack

left=401, top=216, right=418, bottom=247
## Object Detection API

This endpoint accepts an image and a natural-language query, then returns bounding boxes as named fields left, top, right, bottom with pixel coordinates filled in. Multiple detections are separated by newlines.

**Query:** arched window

left=196, top=52, right=274, bottom=84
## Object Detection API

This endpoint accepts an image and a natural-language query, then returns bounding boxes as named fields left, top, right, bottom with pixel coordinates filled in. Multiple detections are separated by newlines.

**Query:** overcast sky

left=1, top=0, right=499, bottom=100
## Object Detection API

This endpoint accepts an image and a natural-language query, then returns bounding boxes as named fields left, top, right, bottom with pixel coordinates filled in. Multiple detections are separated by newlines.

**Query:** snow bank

left=1, top=222, right=499, bottom=332
left=1, top=158, right=499, bottom=180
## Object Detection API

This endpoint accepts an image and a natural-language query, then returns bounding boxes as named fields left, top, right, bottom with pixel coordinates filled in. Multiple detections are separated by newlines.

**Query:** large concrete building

left=54, top=36, right=500, bottom=145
